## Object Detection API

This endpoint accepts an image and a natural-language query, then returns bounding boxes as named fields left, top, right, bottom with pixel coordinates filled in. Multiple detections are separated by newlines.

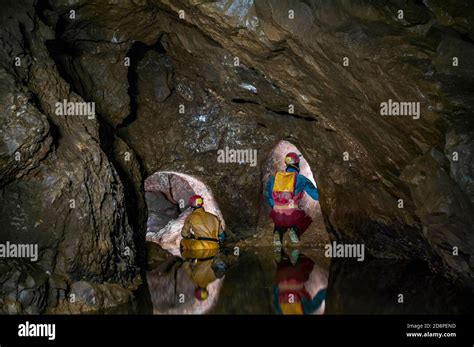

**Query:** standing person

left=266, top=152, right=319, bottom=251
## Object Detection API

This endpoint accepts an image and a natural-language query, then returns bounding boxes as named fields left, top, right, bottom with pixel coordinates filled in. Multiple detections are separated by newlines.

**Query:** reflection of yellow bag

left=273, top=172, right=296, bottom=193
left=280, top=302, right=303, bottom=315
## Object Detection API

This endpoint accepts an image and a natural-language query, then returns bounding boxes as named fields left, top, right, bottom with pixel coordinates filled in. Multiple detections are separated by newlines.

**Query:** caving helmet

left=285, top=152, right=300, bottom=166
left=188, top=195, right=204, bottom=208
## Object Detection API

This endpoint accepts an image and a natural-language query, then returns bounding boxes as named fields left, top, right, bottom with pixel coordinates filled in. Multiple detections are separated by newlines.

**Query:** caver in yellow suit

left=180, top=195, right=225, bottom=251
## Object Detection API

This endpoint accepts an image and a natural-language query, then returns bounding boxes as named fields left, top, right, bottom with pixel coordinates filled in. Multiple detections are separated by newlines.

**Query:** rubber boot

left=288, top=228, right=300, bottom=244
left=273, top=232, right=282, bottom=262
left=290, top=249, right=300, bottom=265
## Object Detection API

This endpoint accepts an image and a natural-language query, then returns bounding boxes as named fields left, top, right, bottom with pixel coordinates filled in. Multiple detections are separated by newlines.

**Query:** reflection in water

left=145, top=246, right=328, bottom=314
left=146, top=248, right=225, bottom=314
left=182, top=249, right=227, bottom=302
left=141, top=244, right=474, bottom=315
left=273, top=250, right=326, bottom=315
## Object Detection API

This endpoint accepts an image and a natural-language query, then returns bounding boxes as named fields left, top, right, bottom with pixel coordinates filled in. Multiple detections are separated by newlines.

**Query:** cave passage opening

left=260, top=140, right=329, bottom=246
left=144, top=171, right=224, bottom=255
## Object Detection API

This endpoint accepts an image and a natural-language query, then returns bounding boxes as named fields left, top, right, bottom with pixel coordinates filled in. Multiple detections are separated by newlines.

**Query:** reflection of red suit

left=276, top=257, right=314, bottom=305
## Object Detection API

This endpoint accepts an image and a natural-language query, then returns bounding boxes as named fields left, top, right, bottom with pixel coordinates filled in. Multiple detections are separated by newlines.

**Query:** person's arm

left=266, top=176, right=275, bottom=208
left=181, top=216, right=192, bottom=238
left=218, top=220, right=225, bottom=243
left=302, top=176, right=319, bottom=201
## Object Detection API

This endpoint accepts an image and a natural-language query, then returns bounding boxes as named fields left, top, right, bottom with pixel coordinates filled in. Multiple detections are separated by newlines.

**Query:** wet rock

left=70, top=281, right=97, bottom=306
left=0, top=260, right=49, bottom=314
left=136, top=48, right=173, bottom=104
left=0, top=68, right=52, bottom=187
left=400, top=148, right=474, bottom=287
left=424, top=0, right=474, bottom=40
left=50, top=280, right=136, bottom=313
left=0, top=1, right=142, bottom=313
left=445, top=125, right=474, bottom=205
left=3, top=298, right=22, bottom=314
left=46, top=40, right=131, bottom=127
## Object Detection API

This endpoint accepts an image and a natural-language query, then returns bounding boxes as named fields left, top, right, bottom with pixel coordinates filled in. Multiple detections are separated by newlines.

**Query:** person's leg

left=271, top=210, right=292, bottom=256
left=270, top=211, right=282, bottom=246
left=273, top=226, right=286, bottom=263
left=289, top=248, right=300, bottom=265
left=273, top=226, right=284, bottom=246
left=281, top=247, right=300, bottom=265
left=288, top=226, right=300, bottom=244
left=286, top=209, right=312, bottom=243
left=294, top=211, right=312, bottom=237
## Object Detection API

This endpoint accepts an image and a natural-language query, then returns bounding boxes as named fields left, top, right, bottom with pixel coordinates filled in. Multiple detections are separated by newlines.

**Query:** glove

left=218, top=233, right=225, bottom=248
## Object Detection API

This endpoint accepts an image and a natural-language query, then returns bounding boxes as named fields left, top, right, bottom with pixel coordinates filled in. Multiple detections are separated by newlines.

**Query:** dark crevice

left=118, top=39, right=166, bottom=129
left=457, top=30, right=474, bottom=46
left=231, top=98, right=318, bottom=122
left=272, top=109, right=318, bottom=122
left=231, top=98, right=259, bottom=105
left=17, top=23, right=32, bottom=53
left=265, top=45, right=288, bottom=59
left=54, top=4, right=89, bottom=39
left=34, top=0, right=53, bottom=26
left=45, top=39, right=85, bottom=96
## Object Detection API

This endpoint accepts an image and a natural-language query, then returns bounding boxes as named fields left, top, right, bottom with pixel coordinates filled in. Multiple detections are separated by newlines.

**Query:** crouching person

left=180, top=195, right=225, bottom=251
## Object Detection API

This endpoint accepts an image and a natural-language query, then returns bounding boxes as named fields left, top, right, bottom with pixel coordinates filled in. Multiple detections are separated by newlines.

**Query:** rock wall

left=0, top=0, right=145, bottom=313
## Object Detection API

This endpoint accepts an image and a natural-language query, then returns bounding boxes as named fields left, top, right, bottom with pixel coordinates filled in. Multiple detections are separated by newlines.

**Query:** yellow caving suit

left=180, top=207, right=223, bottom=253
